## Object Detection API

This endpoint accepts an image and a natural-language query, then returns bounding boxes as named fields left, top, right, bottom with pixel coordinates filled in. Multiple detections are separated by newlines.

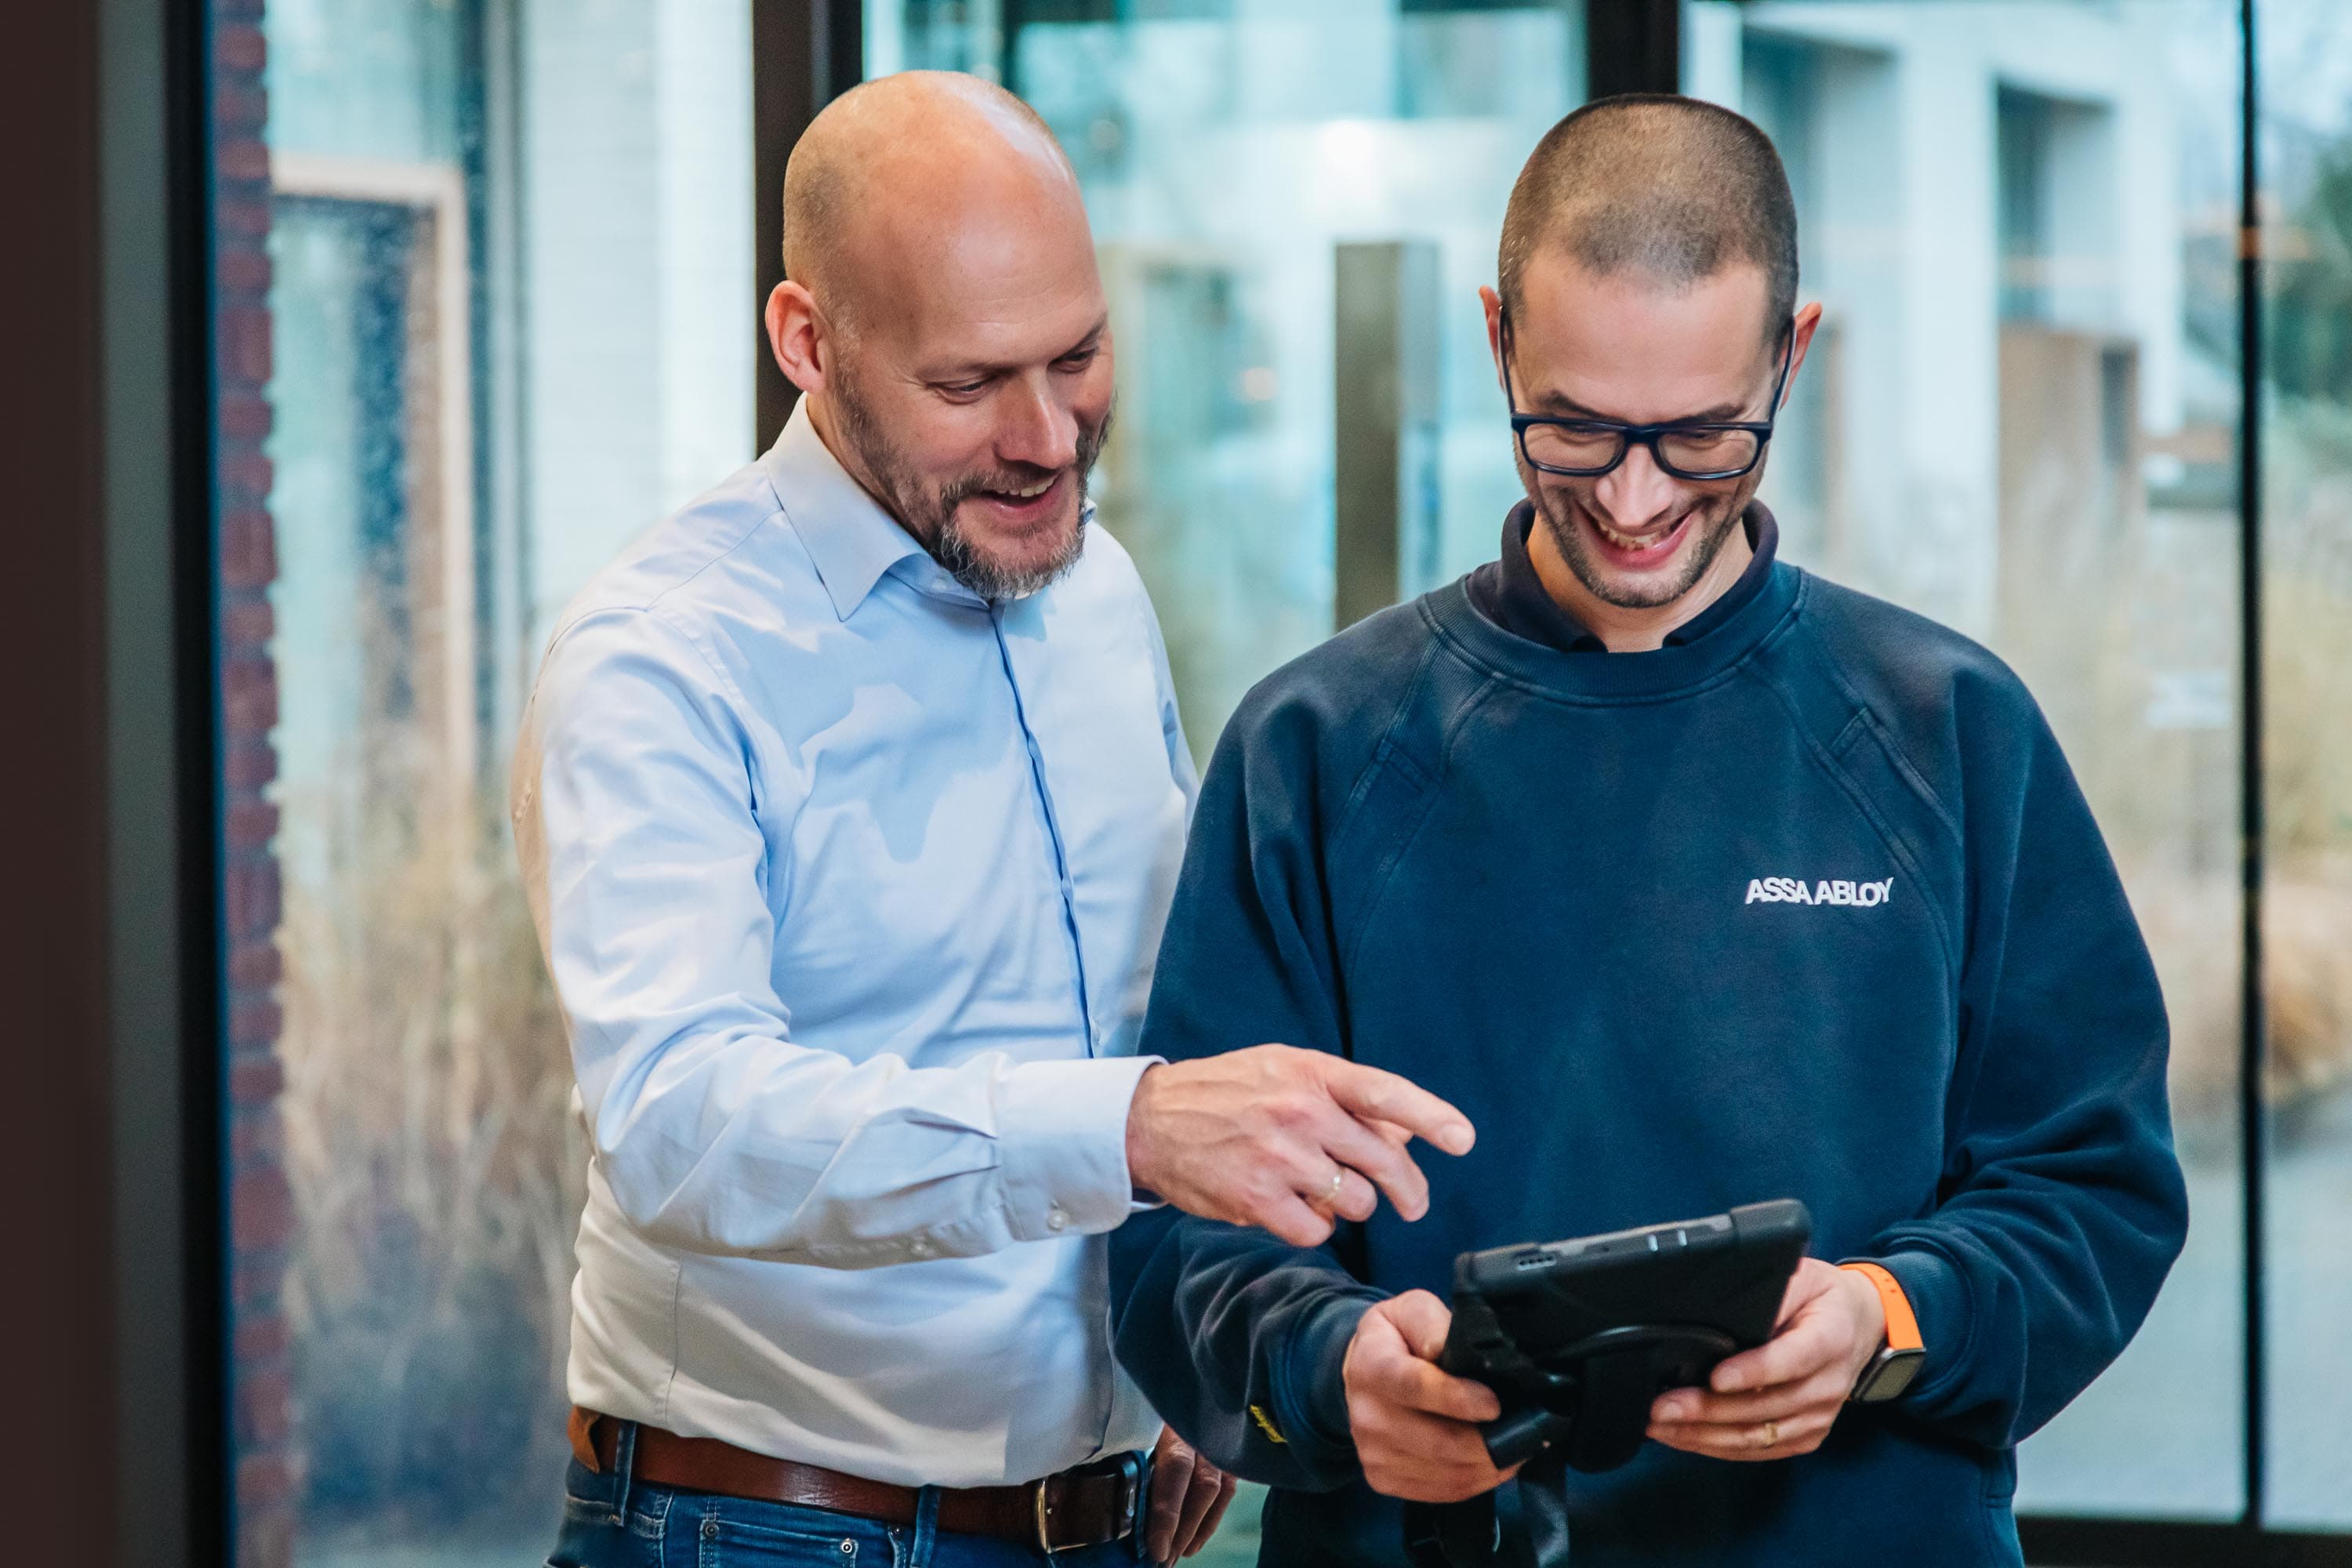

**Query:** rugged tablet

left=1439, top=1199, right=1813, bottom=1472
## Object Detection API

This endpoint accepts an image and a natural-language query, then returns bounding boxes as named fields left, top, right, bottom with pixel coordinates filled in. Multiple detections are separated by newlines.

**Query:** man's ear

left=765, top=281, right=828, bottom=396
left=1779, top=300, right=1827, bottom=412
left=1479, top=285, right=1507, bottom=394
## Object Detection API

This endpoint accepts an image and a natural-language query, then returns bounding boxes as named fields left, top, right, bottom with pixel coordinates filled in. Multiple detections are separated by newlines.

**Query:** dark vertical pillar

left=2235, top=0, right=2267, bottom=1536
left=7, top=8, right=118, bottom=1566
left=754, top=0, right=864, bottom=450
left=1584, top=0, right=1680, bottom=100
left=13, top=0, right=223, bottom=1563
left=1334, top=241, right=1443, bottom=630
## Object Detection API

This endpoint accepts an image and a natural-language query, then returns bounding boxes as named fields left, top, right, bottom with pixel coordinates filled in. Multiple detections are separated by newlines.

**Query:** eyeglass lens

left=1519, top=423, right=1763, bottom=477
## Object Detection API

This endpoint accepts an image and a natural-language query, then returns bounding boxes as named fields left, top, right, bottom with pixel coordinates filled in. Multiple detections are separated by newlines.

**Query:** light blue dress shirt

left=511, top=402, right=1196, bottom=1486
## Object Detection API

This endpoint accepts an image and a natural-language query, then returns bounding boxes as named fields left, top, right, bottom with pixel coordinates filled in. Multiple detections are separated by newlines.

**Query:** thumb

left=1381, top=1289, right=1454, bottom=1362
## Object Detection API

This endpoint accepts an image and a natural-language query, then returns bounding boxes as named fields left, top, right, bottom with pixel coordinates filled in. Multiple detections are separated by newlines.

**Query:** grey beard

left=929, top=504, right=1090, bottom=602
left=831, top=375, right=1111, bottom=603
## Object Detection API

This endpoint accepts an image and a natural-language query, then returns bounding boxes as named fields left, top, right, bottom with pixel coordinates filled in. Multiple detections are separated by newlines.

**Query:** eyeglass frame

left=1499, top=309, right=1796, bottom=483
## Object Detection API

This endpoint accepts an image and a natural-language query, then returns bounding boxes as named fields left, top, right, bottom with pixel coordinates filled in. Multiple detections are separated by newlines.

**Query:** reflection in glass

left=1688, top=0, right=2248, bottom=1517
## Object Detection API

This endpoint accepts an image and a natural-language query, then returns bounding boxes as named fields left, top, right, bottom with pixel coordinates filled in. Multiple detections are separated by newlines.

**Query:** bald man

left=1107, top=96, right=2184, bottom=1566
left=513, top=73, right=1474, bottom=1568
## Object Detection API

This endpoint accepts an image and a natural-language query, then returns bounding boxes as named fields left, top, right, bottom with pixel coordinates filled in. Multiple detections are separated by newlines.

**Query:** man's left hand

left=1143, top=1426, right=1238, bottom=1563
left=1644, top=1258, right=1885, bottom=1461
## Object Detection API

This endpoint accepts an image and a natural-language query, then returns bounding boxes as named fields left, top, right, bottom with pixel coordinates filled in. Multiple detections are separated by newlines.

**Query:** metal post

left=2235, top=0, right=2267, bottom=1536
left=1585, top=0, right=1681, bottom=99
left=1334, top=241, right=1443, bottom=630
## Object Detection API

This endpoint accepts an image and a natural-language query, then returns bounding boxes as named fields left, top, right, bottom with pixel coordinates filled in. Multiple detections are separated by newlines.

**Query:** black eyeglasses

left=1501, top=314, right=1795, bottom=482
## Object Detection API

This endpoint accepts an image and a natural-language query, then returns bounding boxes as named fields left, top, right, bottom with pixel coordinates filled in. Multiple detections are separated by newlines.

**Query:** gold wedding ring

left=1762, top=1420, right=1780, bottom=1449
left=1327, top=1169, right=1347, bottom=1202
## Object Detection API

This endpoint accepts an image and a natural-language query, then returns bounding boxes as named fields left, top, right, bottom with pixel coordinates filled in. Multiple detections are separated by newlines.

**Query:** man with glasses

left=1107, top=95, right=2187, bottom=1566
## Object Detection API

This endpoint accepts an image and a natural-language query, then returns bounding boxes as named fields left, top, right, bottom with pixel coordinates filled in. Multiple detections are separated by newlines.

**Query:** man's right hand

left=1124, top=1046, right=1475, bottom=1247
left=1343, top=1291, right=1519, bottom=1503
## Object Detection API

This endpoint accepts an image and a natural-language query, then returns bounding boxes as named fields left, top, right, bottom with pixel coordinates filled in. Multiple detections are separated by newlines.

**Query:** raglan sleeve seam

left=1746, top=659, right=1963, bottom=983
left=1331, top=652, right=1487, bottom=982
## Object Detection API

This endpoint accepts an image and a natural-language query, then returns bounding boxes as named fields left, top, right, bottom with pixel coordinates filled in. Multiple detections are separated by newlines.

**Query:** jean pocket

left=691, top=1498, right=895, bottom=1567
left=545, top=1508, right=660, bottom=1568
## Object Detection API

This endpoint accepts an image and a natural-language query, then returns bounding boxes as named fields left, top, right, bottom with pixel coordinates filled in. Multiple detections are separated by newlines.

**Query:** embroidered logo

left=1744, top=876, right=1894, bottom=908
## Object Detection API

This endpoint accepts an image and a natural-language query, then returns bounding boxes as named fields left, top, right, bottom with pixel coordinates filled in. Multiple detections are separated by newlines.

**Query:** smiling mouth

left=1587, top=507, right=1693, bottom=563
left=969, top=470, right=1067, bottom=522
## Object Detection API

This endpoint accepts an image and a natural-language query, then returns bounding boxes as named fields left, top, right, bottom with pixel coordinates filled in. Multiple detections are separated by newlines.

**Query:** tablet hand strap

left=1475, top=1323, right=1737, bottom=1473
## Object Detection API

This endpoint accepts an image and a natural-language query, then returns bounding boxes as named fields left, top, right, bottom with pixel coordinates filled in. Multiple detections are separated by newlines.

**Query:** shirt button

left=1047, top=1206, right=1069, bottom=1232
left=909, top=1236, right=935, bottom=1258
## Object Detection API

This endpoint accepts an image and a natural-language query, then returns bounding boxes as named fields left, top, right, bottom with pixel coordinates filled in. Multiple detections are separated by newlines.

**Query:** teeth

left=998, top=477, right=1054, bottom=499
left=1598, top=517, right=1668, bottom=551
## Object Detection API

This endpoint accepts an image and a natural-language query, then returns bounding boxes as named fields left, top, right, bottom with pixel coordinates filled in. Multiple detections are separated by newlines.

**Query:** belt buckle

left=1034, top=1451, right=1144, bottom=1556
left=1033, top=1473, right=1065, bottom=1556
left=1113, top=1450, right=1144, bottom=1539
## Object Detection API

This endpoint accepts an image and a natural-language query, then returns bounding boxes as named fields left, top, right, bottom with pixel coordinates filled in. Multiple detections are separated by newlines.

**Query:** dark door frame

left=18, top=0, right=227, bottom=1564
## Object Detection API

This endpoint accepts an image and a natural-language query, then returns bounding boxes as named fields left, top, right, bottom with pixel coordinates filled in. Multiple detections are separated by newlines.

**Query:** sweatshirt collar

left=1436, top=518, right=1801, bottom=701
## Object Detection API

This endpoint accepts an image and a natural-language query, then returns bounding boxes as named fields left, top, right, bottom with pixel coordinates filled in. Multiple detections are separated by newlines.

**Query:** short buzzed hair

left=1498, top=94, right=1797, bottom=345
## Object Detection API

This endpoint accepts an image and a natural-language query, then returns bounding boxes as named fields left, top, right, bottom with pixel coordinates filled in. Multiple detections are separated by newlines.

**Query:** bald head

left=784, top=71, right=1084, bottom=332
left=1499, top=94, right=1796, bottom=346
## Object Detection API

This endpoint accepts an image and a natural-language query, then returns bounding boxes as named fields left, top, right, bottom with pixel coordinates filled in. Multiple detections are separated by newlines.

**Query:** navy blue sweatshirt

left=1107, top=520, right=2188, bottom=1567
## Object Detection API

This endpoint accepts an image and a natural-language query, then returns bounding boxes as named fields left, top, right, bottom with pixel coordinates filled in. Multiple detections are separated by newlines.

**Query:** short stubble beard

left=1524, top=457, right=1759, bottom=612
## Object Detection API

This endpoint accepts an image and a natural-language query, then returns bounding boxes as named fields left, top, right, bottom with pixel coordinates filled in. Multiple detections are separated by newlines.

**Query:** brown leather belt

left=572, top=1408, right=1142, bottom=1555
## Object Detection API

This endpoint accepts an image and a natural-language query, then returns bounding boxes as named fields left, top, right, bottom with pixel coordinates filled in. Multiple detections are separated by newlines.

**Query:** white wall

left=520, top=0, right=755, bottom=657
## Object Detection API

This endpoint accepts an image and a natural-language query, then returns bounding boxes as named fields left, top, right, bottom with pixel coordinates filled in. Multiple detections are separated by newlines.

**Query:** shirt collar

left=759, top=401, right=929, bottom=621
left=757, top=401, right=1101, bottom=618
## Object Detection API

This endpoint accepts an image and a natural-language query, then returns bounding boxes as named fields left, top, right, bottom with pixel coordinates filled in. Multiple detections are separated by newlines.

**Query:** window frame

left=112, top=1, right=2342, bottom=1562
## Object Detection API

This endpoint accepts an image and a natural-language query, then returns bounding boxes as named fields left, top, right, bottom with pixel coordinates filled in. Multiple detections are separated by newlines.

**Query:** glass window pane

left=218, top=1, right=753, bottom=1561
left=2259, top=0, right=2352, bottom=1530
left=1686, top=0, right=2246, bottom=1520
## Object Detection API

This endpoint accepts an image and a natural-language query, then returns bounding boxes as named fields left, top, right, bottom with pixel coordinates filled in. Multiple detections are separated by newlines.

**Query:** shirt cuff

left=1292, top=1292, right=1378, bottom=1454
left=997, top=1054, right=1159, bottom=1242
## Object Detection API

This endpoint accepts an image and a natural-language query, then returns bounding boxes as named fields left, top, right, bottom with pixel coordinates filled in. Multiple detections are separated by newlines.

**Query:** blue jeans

left=546, top=1423, right=1149, bottom=1568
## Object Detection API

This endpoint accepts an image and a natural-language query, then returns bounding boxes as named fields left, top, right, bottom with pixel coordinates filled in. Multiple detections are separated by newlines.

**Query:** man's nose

left=1592, top=441, right=1682, bottom=533
left=996, top=374, right=1080, bottom=473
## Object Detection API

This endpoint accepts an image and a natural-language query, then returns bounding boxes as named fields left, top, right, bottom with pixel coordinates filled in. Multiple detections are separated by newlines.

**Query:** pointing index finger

left=1323, top=1062, right=1475, bottom=1155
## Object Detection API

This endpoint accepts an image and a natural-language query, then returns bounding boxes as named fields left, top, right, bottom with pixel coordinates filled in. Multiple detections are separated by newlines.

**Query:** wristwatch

left=1840, top=1261, right=1926, bottom=1403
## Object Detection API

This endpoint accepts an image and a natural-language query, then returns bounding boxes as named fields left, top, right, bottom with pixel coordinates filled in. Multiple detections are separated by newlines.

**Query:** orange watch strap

left=1841, top=1261, right=1923, bottom=1352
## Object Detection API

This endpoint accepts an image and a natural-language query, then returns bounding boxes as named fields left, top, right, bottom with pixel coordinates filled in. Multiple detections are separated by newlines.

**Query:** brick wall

left=214, top=0, right=296, bottom=1563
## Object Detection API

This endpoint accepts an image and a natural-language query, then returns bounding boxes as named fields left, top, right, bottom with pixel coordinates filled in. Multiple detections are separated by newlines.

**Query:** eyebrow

left=927, top=316, right=1109, bottom=382
left=1521, top=383, right=1753, bottom=424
